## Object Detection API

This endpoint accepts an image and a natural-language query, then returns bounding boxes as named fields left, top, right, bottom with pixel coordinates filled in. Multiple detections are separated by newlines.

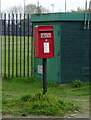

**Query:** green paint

left=31, top=13, right=91, bottom=22
left=31, top=13, right=90, bottom=83
left=33, top=22, right=61, bottom=82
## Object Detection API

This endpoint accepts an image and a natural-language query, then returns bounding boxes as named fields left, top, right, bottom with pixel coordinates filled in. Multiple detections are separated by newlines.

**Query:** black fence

left=1, top=13, right=33, bottom=77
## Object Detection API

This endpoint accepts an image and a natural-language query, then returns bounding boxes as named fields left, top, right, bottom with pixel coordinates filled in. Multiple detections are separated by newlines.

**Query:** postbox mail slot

left=39, top=29, right=53, bottom=31
left=34, top=25, right=55, bottom=58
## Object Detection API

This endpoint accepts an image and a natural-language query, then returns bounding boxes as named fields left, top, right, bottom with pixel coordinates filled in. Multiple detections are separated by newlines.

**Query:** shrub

left=20, top=94, right=32, bottom=102
left=72, top=79, right=83, bottom=88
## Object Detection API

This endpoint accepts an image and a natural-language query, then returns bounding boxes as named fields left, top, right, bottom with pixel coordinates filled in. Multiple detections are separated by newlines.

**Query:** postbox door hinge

left=58, top=72, right=60, bottom=77
left=58, top=31, right=60, bottom=35
left=58, top=51, right=60, bottom=56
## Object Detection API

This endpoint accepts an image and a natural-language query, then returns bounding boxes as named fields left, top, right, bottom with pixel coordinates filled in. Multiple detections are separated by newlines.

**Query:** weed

left=72, top=79, right=83, bottom=88
left=19, top=94, right=32, bottom=102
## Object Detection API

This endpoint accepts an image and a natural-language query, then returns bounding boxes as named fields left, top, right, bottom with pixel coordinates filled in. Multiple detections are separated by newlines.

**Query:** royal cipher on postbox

left=34, top=25, right=55, bottom=58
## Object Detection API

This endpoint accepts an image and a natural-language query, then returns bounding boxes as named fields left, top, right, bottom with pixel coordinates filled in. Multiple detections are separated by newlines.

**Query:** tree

left=7, top=5, right=23, bottom=14
left=70, top=7, right=91, bottom=13
left=25, top=4, right=37, bottom=14
left=4, top=3, right=50, bottom=15
left=39, top=6, right=50, bottom=13
left=25, top=3, right=50, bottom=14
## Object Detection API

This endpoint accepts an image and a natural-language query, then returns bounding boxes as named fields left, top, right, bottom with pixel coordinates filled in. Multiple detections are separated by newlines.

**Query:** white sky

left=1, top=0, right=90, bottom=12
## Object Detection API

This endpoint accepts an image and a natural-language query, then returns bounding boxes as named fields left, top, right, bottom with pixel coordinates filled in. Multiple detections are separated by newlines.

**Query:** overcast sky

left=1, top=0, right=90, bottom=12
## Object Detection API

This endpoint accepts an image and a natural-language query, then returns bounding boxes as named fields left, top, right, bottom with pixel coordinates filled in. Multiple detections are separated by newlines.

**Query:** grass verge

left=2, top=92, right=79, bottom=117
left=2, top=77, right=90, bottom=117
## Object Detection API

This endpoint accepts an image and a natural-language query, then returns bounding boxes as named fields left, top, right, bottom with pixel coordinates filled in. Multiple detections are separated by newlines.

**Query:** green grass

left=1, top=36, right=32, bottom=77
left=2, top=77, right=90, bottom=117
left=2, top=92, right=79, bottom=116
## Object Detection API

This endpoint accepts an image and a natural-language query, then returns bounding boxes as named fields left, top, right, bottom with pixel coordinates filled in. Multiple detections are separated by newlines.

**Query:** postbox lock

left=45, top=39, right=48, bottom=41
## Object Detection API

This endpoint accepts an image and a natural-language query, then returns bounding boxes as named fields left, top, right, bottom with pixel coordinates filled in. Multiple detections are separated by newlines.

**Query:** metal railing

left=1, top=13, right=33, bottom=77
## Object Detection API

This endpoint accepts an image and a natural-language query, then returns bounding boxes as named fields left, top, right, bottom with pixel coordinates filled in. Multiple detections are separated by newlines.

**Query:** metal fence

left=1, top=13, right=33, bottom=77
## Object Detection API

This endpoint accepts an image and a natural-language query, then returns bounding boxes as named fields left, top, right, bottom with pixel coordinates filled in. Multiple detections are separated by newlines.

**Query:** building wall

left=60, top=21, right=89, bottom=83
left=32, top=16, right=90, bottom=83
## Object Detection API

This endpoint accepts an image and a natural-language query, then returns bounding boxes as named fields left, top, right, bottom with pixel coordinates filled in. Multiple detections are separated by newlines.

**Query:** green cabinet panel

left=60, top=21, right=89, bottom=83
left=31, top=13, right=91, bottom=22
left=31, top=13, right=90, bottom=84
left=33, top=22, right=61, bottom=82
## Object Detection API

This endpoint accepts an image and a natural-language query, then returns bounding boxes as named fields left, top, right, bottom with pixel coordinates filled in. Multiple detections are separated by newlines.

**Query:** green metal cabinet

left=31, top=13, right=90, bottom=84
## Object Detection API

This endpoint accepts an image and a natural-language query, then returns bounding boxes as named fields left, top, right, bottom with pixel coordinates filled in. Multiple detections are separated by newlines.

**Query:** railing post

left=12, top=14, right=14, bottom=77
left=16, top=14, right=18, bottom=77
left=4, top=13, right=6, bottom=77
left=20, top=14, right=22, bottom=77
left=31, top=23, right=34, bottom=76
left=27, top=14, right=30, bottom=77
left=0, top=13, right=2, bottom=119
left=24, top=14, right=26, bottom=77
left=0, top=13, right=2, bottom=79
left=8, top=14, right=10, bottom=77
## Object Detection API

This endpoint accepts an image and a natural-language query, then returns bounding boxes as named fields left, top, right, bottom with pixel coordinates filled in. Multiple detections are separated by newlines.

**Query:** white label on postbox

left=41, top=33, right=51, bottom=38
left=44, top=42, right=50, bottom=53
left=37, top=65, right=43, bottom=74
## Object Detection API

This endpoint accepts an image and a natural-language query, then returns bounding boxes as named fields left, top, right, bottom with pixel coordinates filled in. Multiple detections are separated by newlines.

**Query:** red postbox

left=34, top=25, right=55, bottom=58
